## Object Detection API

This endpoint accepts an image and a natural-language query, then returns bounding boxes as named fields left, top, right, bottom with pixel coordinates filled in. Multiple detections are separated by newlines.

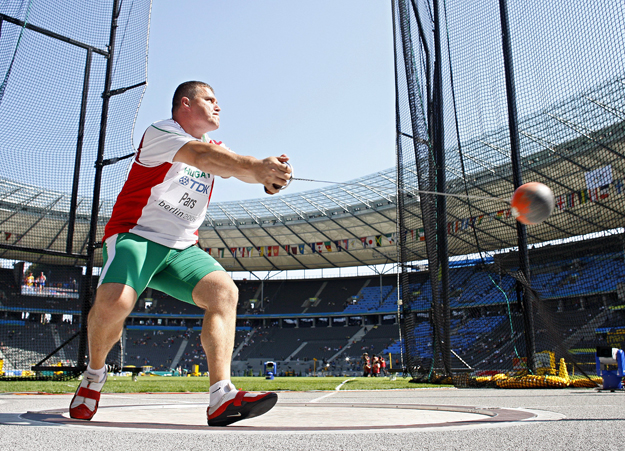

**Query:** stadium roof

left=0, top=78, right=623, bottom=270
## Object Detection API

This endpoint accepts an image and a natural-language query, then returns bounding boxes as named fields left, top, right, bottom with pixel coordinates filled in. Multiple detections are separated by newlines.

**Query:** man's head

left=171, top=81, right=220, bottom=138
left=171, top=81, right=213, bottom=115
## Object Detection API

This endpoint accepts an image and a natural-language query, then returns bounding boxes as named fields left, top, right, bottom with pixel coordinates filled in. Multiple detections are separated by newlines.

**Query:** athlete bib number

left=158, top=174, right=211, bottom=222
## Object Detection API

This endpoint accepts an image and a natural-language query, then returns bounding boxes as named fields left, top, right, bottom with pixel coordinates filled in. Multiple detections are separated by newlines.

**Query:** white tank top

left=104, top=119, right=227, bottom=249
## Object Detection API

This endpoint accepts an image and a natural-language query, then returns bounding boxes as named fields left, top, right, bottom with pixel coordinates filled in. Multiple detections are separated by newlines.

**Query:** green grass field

left=0, top=376, right=451, bottom=394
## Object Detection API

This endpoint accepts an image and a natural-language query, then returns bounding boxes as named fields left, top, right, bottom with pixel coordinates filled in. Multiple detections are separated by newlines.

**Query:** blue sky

left=134, top=1, right=396, bottom=202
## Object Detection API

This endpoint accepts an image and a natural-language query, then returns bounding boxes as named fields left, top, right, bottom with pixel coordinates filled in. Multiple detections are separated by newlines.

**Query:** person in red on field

left=362, top=352, right=371, bottom=377
left=372, top=355, right=381, bottom=377
left=379, top=355, right=387, bottom=376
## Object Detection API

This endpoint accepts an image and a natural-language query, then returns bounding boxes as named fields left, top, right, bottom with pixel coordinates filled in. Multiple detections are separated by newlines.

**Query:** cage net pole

left=498, top=0, right=536, bottom=373
left=432, top=0, right=452, bottom=377
left=77, top=0, right=121, bottom=371
left=396, top=0, right=431, bottom=380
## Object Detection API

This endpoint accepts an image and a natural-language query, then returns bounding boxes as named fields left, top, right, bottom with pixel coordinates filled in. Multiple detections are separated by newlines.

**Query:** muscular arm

left=173, top=141, right=291, bottom=193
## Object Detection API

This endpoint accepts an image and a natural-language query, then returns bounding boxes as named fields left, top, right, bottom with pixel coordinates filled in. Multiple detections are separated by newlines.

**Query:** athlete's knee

left=211, top=274, right=238, bottom=308
left=194, top=272, right=238, bottom=311
left=221, top=276, right=238, bottom=300
left=92, top=283, right=137, bottom=320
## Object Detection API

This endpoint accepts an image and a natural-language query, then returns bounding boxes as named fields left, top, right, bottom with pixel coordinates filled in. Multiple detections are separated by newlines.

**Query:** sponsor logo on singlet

left=179, top=177, right=210, bottom=194
left=156, top=166, right=211, bottom=222
left=183, top=167, right=211, bottom=179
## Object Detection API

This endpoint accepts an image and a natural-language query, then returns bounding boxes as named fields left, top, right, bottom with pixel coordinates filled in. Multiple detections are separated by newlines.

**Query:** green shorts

left=98, top=233, right=225, bottom=305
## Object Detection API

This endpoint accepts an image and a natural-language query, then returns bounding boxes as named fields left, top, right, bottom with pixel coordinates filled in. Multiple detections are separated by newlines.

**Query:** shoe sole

left=208, top=392, right=278, bottom=426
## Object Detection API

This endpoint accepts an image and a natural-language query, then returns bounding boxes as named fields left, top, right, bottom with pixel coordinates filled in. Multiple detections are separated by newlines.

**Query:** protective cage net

left=0, top=0, right=151, bottom=379
left=393, top=0, right=625, bottom=388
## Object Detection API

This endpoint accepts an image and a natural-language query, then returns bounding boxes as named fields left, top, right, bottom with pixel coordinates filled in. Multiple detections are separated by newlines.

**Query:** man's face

left=188, top=86, right=220, bottom=133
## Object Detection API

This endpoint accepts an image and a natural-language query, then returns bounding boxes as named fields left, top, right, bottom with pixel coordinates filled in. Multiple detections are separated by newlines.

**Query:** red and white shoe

left=207, top=383, right=277, bottom=426
left=69, top=370, right=107, bottom=420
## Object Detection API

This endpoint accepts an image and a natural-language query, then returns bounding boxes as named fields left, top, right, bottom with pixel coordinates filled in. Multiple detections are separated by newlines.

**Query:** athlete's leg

left=192, top=271, right=238, bottom=386
left=149, top=247, right=277, bottom=426
left=70, top=282, right=137, bottom=420
left=87, top=282, right=137, bottom=370
left=71, top=234, right=167, bottom=420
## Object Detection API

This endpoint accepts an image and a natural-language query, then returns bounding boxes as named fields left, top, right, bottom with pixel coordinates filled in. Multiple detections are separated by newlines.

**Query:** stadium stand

left=123, top=328, right=192, bottom=371
left=1, top=247, right=624, bottom=376
left=261, top=279, right=327, bottom=315
left=306, top=277, right=371, bottom=313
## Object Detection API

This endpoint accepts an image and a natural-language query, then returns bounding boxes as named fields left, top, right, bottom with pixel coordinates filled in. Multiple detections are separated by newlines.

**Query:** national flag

left=258, top=246, right=265, bottom=257
left=349, top=238, right=362, bottom=249
left=4, top=232, right=11, bottom=241
left=418, top=228, right=425, bottom=241
left=237, top=247, right=245, bottom=258
left=310, top=243, right=317, bottom=253
left=385, top=233, right=396, bottom=244
left=204, top=247, right=211, bottom=255
left=600, top=184, right=610, bottom=200
left=246, top=247, right=253, bottom=257
left=447, top=222, right=454, bottom=234
left=566, top=192, right=575, bottom=208
left=556, top=195, right=565, bottom=211
left=614, top=179, right=624, bottom=195
left=230, top=247, right=237, bottom=257
left=472, top=215, right=485, bottom=227
left=578, top=189, right=589, bottom=204
left=363, top=236, right=376, bottom=248
left=315, top=242, right=325, bottom=253
left=283, top=245, right=290, bottom=254
left=495, top=210, right=505, bottom=219
left=298, top=244, right=306, bottom=255
left=375, top=236, right=383, bottom=247
left=291, top=245, right=298, bottom=255
left=461, top=218, right=470, bottom=230
left=218, top=248, right=225, bottom=258
left=588, top=187, right=599, bottom=202
left=335, top=240, right=347, bottom=251
left=272, top=246, right=279, bottom=256
left=325, top=241, right=333, bottom=252
left=585, top=165, right=613, bottom=189
left=505, top=208, right=511, bottom=218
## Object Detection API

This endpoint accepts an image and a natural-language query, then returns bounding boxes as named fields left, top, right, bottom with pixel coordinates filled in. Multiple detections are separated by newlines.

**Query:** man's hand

left=260, top=154, right=292, bottom=195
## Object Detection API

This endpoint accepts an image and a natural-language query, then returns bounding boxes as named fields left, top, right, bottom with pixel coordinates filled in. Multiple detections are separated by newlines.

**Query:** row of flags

left=205, top=178, right=625, bottom=258
left=554, top=180, right=623, bottom=211
left=447, top=179, right=624, bottom=236
left=205, top=234, right=399, bottom=258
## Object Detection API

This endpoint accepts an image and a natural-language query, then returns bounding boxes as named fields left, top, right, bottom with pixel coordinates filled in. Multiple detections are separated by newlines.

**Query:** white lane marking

left=309, top=378, right=357, bottom=403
